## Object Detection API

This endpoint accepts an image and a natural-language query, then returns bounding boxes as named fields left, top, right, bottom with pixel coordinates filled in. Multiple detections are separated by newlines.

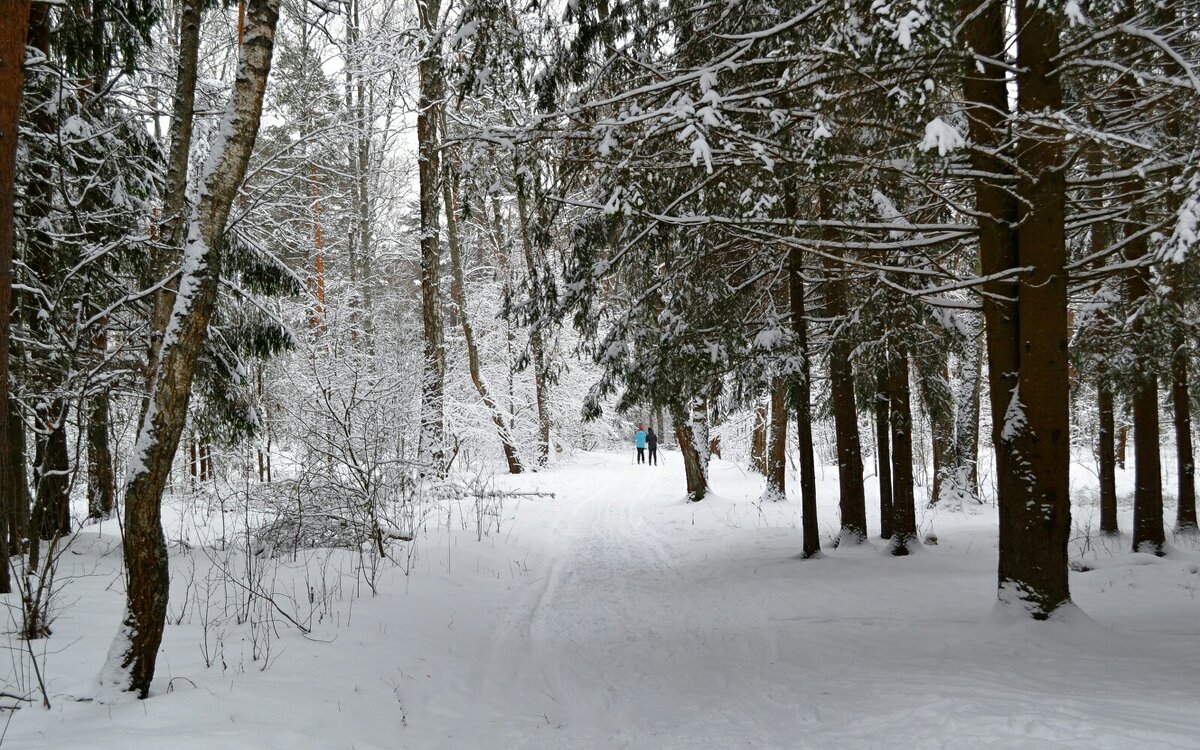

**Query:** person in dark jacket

left=646, top=427, right=659, bottom=466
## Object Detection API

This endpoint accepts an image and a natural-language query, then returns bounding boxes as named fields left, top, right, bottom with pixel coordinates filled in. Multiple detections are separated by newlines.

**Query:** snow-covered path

left=8, top=450, right=1200, bottom=748
left=477, top=456, right=800, bottom=748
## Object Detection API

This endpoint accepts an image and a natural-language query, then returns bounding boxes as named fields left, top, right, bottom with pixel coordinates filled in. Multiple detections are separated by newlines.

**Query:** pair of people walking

left=634, top=426, right=658, bottom=465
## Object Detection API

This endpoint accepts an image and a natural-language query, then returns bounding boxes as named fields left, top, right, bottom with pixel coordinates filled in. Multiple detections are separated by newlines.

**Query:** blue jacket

left=635, top=430, right=647, bottom=448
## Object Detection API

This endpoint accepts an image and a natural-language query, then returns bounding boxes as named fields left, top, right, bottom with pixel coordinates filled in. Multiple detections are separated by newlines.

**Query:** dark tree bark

left=764, top=377, right=787, bottom=501
left=819, top=189, right=866, bottom=544
left=962, top=0, right=1072, bottom=616
left=1172, top=331, right=1196, bottom=531
left=86, top=392, right=115, bottom=519
left=1098, top=378, right=1119, bottom=534
left=0, top=0, right=33, bottom=593
left=1005, top=0, right=1072, bottom=609
left=1130, top=374, right=1163, bottom=553
left=101, top=0, right=281, bottom=698
left=786, top=211, right=820, bottom=558
left=5, top=399, right=28, bottom=555
left=416, top=0, right=446, bottom=476
left=875, top=369, right=893, bottom=540
left=672, top=399, right=709, bottom=502
left=31, top=400, right=70, bottom=541
left=888, top=350, right=917, bottom=555
left=1124, top=202, right=1163, bottom=553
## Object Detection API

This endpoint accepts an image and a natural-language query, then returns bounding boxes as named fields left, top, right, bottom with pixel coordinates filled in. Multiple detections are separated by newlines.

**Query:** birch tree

left=101, top=0, right=282, bottom=697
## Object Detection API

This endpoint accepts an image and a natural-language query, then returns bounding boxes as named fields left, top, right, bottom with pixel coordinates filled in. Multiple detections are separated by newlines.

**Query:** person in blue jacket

left=634, top=426, right=647, bottom=464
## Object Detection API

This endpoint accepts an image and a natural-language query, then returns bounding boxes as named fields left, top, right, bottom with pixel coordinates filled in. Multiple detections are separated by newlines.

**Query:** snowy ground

left=5, top=449, right=1200, bottom=748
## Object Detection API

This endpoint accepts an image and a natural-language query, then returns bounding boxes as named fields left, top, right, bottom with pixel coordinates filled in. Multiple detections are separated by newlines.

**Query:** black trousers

left=648, top=446, right=658, bottom=465
left=637, top=447, right=645, bottom=463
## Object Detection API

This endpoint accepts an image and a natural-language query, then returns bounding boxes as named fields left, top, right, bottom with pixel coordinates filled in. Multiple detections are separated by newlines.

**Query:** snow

left=919, top=117, right=965, bottom=156
left=6, top=451, right=1200, bottom=748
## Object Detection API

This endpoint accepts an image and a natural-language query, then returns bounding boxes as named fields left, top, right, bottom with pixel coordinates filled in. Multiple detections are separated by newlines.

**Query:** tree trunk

left=515, top=163, right=552, bottom=466
left=1172, top=330, right=1196, bottom=531
left=672, top=399, right=709, bottom=502
left=5, top=399, right=28, bottom=555
left=100, top=0, right=281, bottom=698
left=87, top=392, right=115, bottom=519
left=950, top=329, right=982, bottom=506
left=764, top=377, right=787, bottom=501
left=31, top=400, right=70, bottom=541
left=786, top=208, right=820, bottom=558
left=819, top=189, right=866, bottom=544
left=925, top=358, right=954, bottom=507
left=148, top=0, right=203, bottom=378
left=415, top=0, right=446, bottom=477
left=0, top=0, right=32, bottom=594
left=1006, top=0, right=1072, bottom=610
left=188, top=435, right=197, bottom=491
left=1117, top=426, right=1128, bottom=469
left=750, top=398, right=768, bottom=474
left=1098, top=377, right=1118, bottom=534
left=1130, top=369, right=1163, bottom=554
left=962, top=0, right=1072, bottom=617
left=888, top=350, right=917, bottom=555
left=875, top=369, right=893, bottom=540
left=441, top=125, right=522, bottom=474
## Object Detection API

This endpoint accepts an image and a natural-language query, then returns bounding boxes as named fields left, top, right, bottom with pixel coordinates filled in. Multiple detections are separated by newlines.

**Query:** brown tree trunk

left=1117, top=426, right=1128, bottom=469
left=1172, top=331, right=1196, bottom=531
left=764, top=377, right=787, bottom=500
left=0, top=0, right=32, bottom=593
left=441, top=128, right=522, bottom=474
left=1098, top=377, right=1118, bottom=534
left=672, top=399, right=709, bottom=502
left=875, top=369, right=893, bottom=540
left=888, top=350, right=917, bottom=555
left=1006, top=0, right=1072, bottom=609
left=962, top=0, right=1072, bottom=616
left=416, top=0, right=446, bottom=477
left=102, top=0, right=281, bottom=697
left=819, top=189, right=866, bottom=544
left=87, top=392, right=115, bottom=519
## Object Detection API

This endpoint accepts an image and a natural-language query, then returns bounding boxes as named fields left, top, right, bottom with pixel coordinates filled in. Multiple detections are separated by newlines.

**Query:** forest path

left=475, top=451, right=800, bottom=748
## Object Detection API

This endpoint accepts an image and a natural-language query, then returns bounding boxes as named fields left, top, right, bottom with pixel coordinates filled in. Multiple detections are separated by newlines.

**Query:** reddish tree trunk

left=0, top=0, right=33, bottom=594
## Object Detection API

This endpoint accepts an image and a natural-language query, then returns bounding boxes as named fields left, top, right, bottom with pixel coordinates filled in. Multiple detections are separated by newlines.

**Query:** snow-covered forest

left=2, top=0, right=1200, bottom=746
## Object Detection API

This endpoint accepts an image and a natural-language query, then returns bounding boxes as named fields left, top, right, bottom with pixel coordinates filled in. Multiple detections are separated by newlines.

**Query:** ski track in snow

left=6, top=450, right=1200, bottom=748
